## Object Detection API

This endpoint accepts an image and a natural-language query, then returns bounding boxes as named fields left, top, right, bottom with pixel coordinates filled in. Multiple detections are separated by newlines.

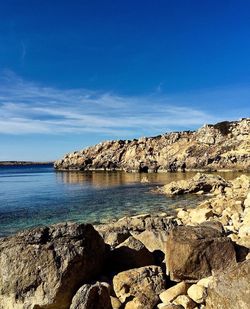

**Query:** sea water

left=0, top=165, right=244, bottom=236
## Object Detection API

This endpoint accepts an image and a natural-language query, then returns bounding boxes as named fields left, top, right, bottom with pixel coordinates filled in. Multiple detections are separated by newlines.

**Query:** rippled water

left=0, top=165, right=246, bottom=236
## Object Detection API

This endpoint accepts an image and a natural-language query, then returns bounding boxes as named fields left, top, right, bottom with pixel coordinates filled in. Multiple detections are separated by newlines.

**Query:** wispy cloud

left=0, top=71, right=248, bottom=137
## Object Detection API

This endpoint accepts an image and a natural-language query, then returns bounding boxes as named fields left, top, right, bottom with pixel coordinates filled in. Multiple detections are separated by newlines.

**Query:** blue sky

left=0, top=0, right=250, bottom=161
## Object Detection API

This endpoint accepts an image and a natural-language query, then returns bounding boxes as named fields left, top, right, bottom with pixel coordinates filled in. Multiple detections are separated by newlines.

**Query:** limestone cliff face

left=54, top=118, right=250, bottom=172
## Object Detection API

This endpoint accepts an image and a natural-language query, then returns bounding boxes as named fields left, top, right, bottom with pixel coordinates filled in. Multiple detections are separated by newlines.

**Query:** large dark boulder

left=165, top=223, right=237, bottom=282
left=0, top=223, right=105, bottom=309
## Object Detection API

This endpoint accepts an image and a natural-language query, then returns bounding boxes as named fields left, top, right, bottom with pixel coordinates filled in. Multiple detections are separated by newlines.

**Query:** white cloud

left=0, top=71, right=248, bottom=137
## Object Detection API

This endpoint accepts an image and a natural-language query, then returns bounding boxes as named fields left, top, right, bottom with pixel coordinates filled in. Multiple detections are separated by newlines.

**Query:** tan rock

left=231, top=213, right=241, bottom=230
left=187, top=284, right=207, bottom=304
left=159, top=281, right=189, bottom=304
left=188, top=208, right=214, bottom=224
left=206, top=260, right=250, bottom=309
left=113, top=266, right=165, bottom=308
left=125, top=296, right=147, bottom=309
left=177, top=209, right=189, bottom=220
left=0, top=223, right=105, bottom=309
left=161, top=173, right=230, bottom=196
left=197, top=276, right=213, bottom=288
left=244, top=191, right=250, bottom=207
left=132, top=229, right=169, bottom=253
left=173, top=295, right=196, bottom=309
left=110, top=296, right=122, bottom=309
left=104, top=231, right=131, bottom=247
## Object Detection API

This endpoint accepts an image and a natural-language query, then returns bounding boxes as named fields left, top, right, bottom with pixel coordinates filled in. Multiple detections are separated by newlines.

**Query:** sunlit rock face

left=54, top=118, right=250, bottom=172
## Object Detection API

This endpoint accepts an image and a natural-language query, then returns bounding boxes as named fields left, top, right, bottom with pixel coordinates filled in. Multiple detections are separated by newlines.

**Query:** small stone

left=197, top=276, right=213, bottom=288
left=187, top=284, right=207, bottom=303
left=159, top=281, right=189, bottom=304
left=188, top=208, right=214, bottom=224
left=173, top=295, right=196, bottom=309
left=231, top=213, right=241, bottom=230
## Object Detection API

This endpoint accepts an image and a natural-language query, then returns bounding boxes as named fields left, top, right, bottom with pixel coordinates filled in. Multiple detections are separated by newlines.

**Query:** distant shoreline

left=0, top=161, right=54, bottom=166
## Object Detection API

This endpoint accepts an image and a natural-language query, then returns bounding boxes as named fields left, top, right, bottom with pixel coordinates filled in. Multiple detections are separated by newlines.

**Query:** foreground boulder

left=70, top=282, right=112, bottom=309
left=165, top=223, right=236, bottom=282
left=113, top=265, right=165, bottom=308
left=206, top=260, right=250, bottom=309
left=0, top=223, right=105, bottom=309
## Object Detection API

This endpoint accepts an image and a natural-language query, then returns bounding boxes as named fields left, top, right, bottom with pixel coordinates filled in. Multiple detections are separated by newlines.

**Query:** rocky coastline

left=0, top=161, right=54, bottom=166
left=0, top=173, right=249, bottom=308
left=54, top=118, right=250, bottom=172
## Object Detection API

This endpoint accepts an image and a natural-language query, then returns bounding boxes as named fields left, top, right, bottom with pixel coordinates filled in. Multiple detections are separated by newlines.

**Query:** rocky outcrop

left=54, top=118, right=250, bottom=172
left=159, top=173, right=230, bottom=195
left=0, top=223, right=105, bottom=309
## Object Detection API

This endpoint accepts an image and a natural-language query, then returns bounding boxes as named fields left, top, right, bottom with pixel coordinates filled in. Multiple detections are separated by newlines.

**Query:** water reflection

left=55, top=170, right=247, bottom=188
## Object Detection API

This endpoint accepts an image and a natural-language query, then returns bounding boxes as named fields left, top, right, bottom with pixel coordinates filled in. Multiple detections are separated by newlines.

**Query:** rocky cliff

left=54, top=118, right=250, bottom=172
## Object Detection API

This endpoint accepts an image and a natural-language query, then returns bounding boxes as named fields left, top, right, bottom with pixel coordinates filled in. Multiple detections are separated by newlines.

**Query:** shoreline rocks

left=0, top=173, right=249, bottom=308
left=158, top=173, right=231, bottom=195
left=54, top=118, right=250, bottom=172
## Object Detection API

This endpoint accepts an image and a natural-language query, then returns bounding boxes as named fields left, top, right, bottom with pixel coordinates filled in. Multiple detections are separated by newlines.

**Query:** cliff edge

left=54, top=118, right=250, bottom=172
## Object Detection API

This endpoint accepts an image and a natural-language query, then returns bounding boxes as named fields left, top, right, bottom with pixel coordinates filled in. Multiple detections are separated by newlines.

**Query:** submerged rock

left=0, top=222, right=105, bottom=309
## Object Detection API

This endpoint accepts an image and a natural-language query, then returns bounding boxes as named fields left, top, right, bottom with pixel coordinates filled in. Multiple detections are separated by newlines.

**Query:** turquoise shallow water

left=0, top=165, right=246, bottom=236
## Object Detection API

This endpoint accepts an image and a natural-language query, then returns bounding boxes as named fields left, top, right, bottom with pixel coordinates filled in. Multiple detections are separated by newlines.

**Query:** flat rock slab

left=166, top=223, right=237, bottom=282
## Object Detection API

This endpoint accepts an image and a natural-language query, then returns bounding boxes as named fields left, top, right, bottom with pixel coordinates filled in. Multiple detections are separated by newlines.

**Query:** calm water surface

left=0, top=165, right=246, bottom=236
